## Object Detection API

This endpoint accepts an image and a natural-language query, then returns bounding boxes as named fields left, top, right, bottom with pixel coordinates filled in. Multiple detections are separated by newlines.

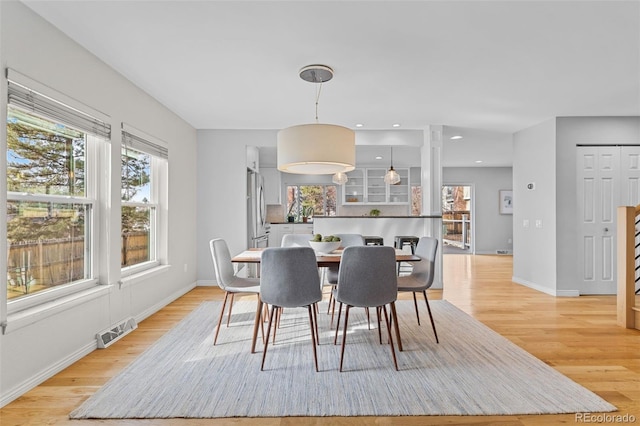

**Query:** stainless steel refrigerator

left=247, top=168, right=270, bottom=248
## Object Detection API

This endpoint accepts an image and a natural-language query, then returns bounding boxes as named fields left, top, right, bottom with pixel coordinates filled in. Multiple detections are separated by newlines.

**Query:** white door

left=577, top=146, right=640, bottom=294
left=620, top=147, right=640, bottom=206
left=577, top=146, right=619, bottom=294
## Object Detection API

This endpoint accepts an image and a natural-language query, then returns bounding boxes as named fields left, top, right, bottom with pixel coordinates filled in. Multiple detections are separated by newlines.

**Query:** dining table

left=232, top=246, right=421, bottom=353
left=231, top=247, right=421, bottom=267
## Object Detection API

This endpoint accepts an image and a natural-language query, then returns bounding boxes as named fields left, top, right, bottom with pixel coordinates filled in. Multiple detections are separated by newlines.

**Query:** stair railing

left=617, top=206, right=640, bottom=329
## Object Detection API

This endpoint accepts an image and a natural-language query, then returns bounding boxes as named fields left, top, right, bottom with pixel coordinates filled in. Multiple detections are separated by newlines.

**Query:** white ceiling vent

left=96, top=318, right=137, bottom=349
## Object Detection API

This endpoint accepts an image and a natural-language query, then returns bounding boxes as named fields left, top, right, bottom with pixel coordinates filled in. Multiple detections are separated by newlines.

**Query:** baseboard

left=134, top=281, right=197, bottom=324
left=1, top=281, right=198, bottom=409
left=197, top=279, right=217, bottom=287
left=512, top=276, right=580, bottom=297
left=0, top=340, right=96, bottom=408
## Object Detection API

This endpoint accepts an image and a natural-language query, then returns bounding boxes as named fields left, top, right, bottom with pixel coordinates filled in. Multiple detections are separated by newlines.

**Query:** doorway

left=441, top=185, right=473, bottom=254
left=576, top=146, right=640, bottom=293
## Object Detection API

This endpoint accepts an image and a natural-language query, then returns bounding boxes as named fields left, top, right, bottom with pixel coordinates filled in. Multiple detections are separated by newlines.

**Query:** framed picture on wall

left=499, top=190, right=513, bottom=215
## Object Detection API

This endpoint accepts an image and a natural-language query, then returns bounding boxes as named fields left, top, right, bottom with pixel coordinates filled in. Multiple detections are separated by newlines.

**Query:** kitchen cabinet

left=246, top=146, right=259, bottom=172
left=342, top=168, right=409, bottom=204
left=269, top=223, right=314, bottom=247
left=261, top=167, right=281, bottom=204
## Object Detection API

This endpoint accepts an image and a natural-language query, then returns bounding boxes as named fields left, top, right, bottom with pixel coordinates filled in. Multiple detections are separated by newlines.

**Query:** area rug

left=70, top=300, right=615, bottom=418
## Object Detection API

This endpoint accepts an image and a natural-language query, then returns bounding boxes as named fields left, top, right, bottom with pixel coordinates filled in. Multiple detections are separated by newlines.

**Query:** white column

left=421, top=125, right=444, bottom=288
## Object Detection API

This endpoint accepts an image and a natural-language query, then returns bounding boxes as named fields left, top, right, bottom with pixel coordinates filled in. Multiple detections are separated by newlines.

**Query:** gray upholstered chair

left=209, top=238, right=262, bottom=353
left=326, top=233, right=365, bottom=318
left=397, top=236, right=439, bottom=343
left=281, top=233, right=312, bottom=247
left=259, top=247, right=323, bottom=372
left=333, top=246, right=401, bottom=372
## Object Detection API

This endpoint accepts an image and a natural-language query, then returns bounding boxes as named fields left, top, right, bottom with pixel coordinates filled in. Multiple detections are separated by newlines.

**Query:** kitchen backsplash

left=338, top=205, right=410, bottom=216
left=266, top=204, right=284, bottom=223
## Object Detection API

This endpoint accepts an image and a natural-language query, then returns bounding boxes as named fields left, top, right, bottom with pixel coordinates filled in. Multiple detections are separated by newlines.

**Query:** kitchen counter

left=312, top=215, right=442, bottom=219
left=313, top=215, right=443, bottom=289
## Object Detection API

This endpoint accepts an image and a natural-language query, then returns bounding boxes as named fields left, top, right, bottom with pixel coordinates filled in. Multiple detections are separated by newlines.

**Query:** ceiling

left=22, top=1, right=639, bottom=167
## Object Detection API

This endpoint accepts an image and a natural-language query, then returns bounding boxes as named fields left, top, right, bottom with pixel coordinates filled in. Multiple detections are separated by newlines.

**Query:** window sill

left=3, top=284, right=112, bottom=335
left=120, top=264, right=171, bottom=288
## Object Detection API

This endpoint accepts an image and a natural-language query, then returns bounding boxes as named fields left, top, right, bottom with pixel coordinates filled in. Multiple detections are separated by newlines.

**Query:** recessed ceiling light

left=375, top=156, right=383, bottom=160
left=392, top=123, right=401, bottom=128
left=355, top=123, right=363, bottom=128
left=475, top=160, right=483, bottom=163
left=450, top=135, right=463, bottom=140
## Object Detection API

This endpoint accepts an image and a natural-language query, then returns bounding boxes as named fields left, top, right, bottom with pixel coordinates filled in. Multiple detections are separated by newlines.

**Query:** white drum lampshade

left=277, top=123, right=356, bottom=174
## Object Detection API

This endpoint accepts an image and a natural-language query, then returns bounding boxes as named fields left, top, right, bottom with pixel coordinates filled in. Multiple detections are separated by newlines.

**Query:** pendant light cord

left=315, top=82, right=323, bottom=123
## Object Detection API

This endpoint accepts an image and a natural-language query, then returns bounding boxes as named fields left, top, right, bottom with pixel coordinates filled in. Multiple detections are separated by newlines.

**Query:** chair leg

left=339, top=305, right=351, bottom=372
left=331, top=294, right=339, bottom=329
left=213, top=291, right=230, bottom=345
left=272, top=307, right=281, bottom=343
left=390, top=301, right=403, bottom=352
left=260, top=305, right=277, bottom=371
left=334, top=302, right=343, bottom=345
left=226, top=293, right=235, bottom=327
left=312, top=303, right=320, bottom=345
left=381, top=305, right=399, bottom=371
left=376, top=306, right=383, bottom=344
left=307, top=305, right=319, bottom=372
left=365, top=307, right=371, bottom=329
left=251, top=298, right=264, bottom=354
left=423, top=291, right=439, bottom=343
left=412, top=292, right=421, bottom=325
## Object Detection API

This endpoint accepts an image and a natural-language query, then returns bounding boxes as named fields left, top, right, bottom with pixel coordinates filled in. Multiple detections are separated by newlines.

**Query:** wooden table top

left=231, top=247, right=420, bottom=268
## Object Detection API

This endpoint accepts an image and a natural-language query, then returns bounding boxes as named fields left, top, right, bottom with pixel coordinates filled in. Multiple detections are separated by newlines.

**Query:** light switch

left=535, top=219, right=543, bottom=228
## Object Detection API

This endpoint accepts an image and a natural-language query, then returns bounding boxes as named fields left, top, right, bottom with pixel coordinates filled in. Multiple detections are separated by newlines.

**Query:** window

left=411, top=185, right=422, bottom=216
left=286, top=185, right=337, bottom=220
left=121, top=127, right=167, bottom=274
left=6, top=80, right=109, bottom=306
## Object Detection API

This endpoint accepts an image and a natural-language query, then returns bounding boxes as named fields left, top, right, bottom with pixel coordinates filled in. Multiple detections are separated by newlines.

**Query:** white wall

left=555, top=117, right=640, bottom=294
left=443, top=167, right=513, bottom=254
left=512, top=119, right=558, bottom=295
left=0, top=2, right=197, bottom=406
left=513, top=116, right=640, bottom=296
left=196, top=130, right=277, bottom=283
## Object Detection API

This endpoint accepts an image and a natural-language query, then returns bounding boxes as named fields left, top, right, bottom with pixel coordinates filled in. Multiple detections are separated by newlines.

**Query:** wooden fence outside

left=7, top=232, right=149, bottom=299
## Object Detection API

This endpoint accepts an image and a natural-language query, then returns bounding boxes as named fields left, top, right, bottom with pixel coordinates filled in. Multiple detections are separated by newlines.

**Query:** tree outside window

left=286, top=185, right=337, bottom=221
left=6, top=107, right=91, bottom=300
left=121, top=146, right=155, bottom=269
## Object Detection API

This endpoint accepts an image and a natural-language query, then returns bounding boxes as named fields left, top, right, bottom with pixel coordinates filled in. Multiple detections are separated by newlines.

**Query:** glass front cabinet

left=342, top=168, right=409, bottom=204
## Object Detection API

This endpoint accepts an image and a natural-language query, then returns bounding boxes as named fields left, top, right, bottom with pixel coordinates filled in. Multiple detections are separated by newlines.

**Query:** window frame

left=120, top=126, right=168, bottom=277
left=286, top=184, right=338, bottom=219
left=6, top=125, right=102, bottom=314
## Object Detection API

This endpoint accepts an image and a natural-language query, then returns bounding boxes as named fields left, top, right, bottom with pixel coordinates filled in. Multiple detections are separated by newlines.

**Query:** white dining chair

left=209, top=238, right=263, bottom=353
left=280, top=233, right=312, bottom=247
left=397, top=236, right=439, bottom=343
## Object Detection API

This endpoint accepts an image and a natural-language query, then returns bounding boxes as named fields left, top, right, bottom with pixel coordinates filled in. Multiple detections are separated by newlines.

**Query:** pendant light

left=384, top=147, right=401, bottom=185
left=277, top=65, right=356, bottom=175
left=332, top=171, right=348, bottom=185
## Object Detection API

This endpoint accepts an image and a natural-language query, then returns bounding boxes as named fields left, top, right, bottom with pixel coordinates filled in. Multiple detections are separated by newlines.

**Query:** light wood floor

left=2, top=255, right=639, bottom=425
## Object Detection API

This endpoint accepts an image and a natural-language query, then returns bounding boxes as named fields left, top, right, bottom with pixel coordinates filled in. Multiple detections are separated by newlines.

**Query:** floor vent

left=496, top=250, right=510, bottom=255
left=96, top=318, right=137, bottom=349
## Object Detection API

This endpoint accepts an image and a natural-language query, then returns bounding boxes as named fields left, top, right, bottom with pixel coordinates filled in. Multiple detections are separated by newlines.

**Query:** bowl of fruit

left=308, top=234, right=341, bottom=254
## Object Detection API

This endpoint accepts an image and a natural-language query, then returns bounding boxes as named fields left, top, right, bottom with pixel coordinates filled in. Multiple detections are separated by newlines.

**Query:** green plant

left=369, top=208, right=381, bottom=217
left=302, top=205, right=314, bottom=218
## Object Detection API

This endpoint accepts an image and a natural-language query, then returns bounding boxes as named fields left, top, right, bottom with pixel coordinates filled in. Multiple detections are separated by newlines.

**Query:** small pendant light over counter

left=332, top=171, right=349, bottom=185
left=384, top=146, right=401, bottom=185
left=277, top=65, right=356, bottom=175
